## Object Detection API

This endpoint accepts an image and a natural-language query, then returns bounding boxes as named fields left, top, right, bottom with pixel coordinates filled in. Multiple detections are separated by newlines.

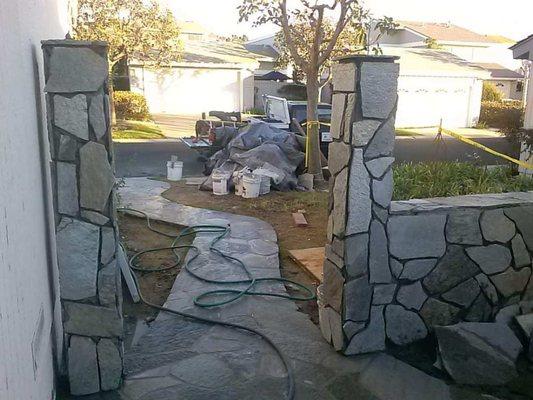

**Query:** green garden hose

left=118, top=208, right=317, bottom=400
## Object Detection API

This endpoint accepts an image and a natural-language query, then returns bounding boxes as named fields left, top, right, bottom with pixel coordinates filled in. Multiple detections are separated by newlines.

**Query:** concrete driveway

left=152, top=113, right=199, bottom=138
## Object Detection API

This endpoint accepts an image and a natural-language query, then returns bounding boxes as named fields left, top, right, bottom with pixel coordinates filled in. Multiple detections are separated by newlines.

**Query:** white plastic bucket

left=242, top=174, right=261, bottom=198
left=167, top=161, right=183, bottom=181
left=212, top=171, right=229, bottom=195
left=234, top=174, right=244, bottom=196
left=257, top=174, right=271, bottom=195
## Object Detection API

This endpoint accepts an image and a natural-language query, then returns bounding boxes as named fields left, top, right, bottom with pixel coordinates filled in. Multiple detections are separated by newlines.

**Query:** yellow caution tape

left=439, top=127, right=533, bottom=170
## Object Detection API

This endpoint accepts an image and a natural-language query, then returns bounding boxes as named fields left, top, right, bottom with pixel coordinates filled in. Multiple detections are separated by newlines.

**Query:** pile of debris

left=201, top=122, right=309, bottom=195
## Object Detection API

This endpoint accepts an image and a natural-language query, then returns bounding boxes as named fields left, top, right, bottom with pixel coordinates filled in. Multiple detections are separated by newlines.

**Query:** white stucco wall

left=396, top=75, right=483, bottom=128
left=0, top=1, right=69, bottom=399
left=130, top=66, right=255, bottom=116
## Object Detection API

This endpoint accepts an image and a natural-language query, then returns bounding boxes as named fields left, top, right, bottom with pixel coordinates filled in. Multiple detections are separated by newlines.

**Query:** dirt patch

left=118, top=213, right=194, bottom=322
left=162, top=180, right=329, bottom=323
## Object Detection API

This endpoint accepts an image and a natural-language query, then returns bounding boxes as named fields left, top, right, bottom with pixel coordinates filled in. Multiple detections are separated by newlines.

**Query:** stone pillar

left=42, top=40, right=123, bottom=395
left=320, top=55, right=399, bottom=354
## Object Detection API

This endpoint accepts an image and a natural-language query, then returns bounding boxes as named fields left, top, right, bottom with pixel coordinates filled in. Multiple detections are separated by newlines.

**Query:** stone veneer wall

left=42, top=40, right=123, bottom=395
left=320, top=55, right=533, bottom=355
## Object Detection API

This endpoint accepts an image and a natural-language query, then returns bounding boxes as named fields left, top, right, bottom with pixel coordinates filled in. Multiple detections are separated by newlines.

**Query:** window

left=517, top=81, right=524, bottom=92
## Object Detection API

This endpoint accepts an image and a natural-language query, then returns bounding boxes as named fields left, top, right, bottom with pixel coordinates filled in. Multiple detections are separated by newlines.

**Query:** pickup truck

left=182, top=95, right=332, bottom=158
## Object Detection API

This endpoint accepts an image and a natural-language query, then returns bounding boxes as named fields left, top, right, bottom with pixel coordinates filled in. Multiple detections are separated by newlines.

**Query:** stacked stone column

left=320, top=55, right=399, bottom=354
left=42, top=40, right=123, bottom=395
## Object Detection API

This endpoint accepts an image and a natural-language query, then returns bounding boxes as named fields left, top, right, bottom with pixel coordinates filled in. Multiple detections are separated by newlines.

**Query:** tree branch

left=279, top=0, right=306, bottom=68
left=318, top=0, right=352, bottom=65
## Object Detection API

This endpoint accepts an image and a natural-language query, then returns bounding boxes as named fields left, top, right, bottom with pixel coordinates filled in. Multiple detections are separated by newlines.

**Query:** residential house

left=129, top=22, right=259, bottom=116
left=378, top=21, right=525, bottom=100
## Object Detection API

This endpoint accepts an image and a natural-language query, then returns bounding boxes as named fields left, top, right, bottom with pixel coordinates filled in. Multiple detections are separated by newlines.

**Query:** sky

left=161, top=0, right=533, bottom=41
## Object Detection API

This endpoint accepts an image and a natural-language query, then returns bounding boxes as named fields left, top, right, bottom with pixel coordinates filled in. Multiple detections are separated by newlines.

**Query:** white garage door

left=396, top=76, right=475, bottom=128
left=131, top=67, right=241, bottom=115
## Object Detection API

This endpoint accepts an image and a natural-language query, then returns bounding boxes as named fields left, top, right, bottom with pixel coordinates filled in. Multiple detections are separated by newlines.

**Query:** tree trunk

left=306, top=72, right=324, bottom=180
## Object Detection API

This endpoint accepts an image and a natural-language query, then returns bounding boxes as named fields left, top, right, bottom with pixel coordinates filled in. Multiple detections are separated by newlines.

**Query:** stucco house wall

left=0, top=0, right=70, bottom=399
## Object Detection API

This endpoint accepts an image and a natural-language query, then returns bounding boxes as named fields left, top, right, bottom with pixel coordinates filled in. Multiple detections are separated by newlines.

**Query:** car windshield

left=291, top=105, right=331, bottom=123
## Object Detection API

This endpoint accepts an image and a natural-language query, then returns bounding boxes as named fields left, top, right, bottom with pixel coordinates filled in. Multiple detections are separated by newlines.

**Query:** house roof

left=381, top=47, right=491, bottom=78
left=473, top=63, right=524, bottom=79
left=245, top=44, right=279, bottom=60
left=397, top=21, right=496, bottom=44
left=510, top=34, right=533, bottom=60
left=178, top=21, right=207, bottom=35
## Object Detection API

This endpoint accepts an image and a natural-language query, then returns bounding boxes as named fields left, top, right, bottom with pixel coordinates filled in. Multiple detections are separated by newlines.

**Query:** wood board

left=288, top=247, right=325, bottom=283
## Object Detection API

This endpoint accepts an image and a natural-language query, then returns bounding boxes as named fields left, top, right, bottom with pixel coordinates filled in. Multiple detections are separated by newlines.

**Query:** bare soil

left=162, top=180, right=329, bottom=323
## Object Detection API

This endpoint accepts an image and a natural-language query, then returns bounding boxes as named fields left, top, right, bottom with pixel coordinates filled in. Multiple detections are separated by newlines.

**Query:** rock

left=445, top=210, right=482, bottom=245
left=495, top=304, right=520, bottom=326
left=100, top=226, right=116, bottom=265
left=388, top=214, right=446, bottom=259
left=435, top=323, right=522, bottom=385
left=466, top=245, right=512, bottom=275
left=57, top=134, right=77, bottom=161
left=57, top=218, right=99, bottom=300
left=323, top=260, right=344, bottom=312
left=423, top=245, right=480, bottom=295
left=297, top=173, right=314, bottom=191
left=332, top=167, right=348, bottom=236
left=420, top=298, right=461, bottom=327
left=490, top=267, right=531, bottom=298
left=389, top=258, right=403, bottom=279
left=346, top=149, right=372, bottom=235
left=63, top=301, right=123, bottom=338
left=474, top=274, right=499, bottom=304
left=504, top=206, right=533, bottom=251
left=372, top=169, right=393, bottom=208
left=332, top=62, right=357, bottom=92
left=511, top=235, right=531, bottom=268
left=365, top=156, right=394, bottom=179
left=385, top=305, right=428, bottom=345
left=400, top=258, right=437, bottom=281
left=396, top=281, right=427, bottom=311
left=372, top=203, right=389, bottom=224
left=45, top=46, right=108, bottom=93
left=328, top=141, right=351, bottom=176
left=515, top=314, right=533, bottom=338
left=89, top=92, right=107, bottom=139
left=344, top=233, right=368, bottom=278
left=369, top=220, right=391, bottom=283
left=442, top=278, right=480, bottom=308
left=97, top=339, right=122, bottom=391
left=373, top=284, right=396, bottom=305
left=480, top=209, right=516, bottom=243
left=57, top=162, right=79, bottom=216
left=81, top=210, right=109, bottom=226
left=465, top=294, right=492, bottom=322
left=343, top=321, right=365, bottom=340
left=80, top=142, right=114, bottom=212
left=330, top=94, right=346, bottom=140
left=365, top=117, right=395, bottom=158
left=98, top=260, right=117, bottom=307
left=360, top=62, right=399, bottom=119
left=352, top=119, right=381, bottom=147
left=344, top=276, right=372, bottom=322
left=54, top=94, right=89, bottom=140
left=325, top=245, right=343, bottom=269
left=328, top=307, right=344, bottom=351
left=68, top=336, right=99, bottom=395
left=343, top=94, right=356, bottom=141
left=345, top=306, right=385, bottom=355
left=331, top=237, right=344, bottom=258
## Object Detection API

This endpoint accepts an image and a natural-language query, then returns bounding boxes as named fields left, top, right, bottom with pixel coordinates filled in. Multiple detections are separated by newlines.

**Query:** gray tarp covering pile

left=203, top=122, right=305, bottom=191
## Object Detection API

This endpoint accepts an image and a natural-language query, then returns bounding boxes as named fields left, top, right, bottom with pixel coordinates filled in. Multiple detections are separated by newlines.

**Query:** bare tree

left=239, top=0, right=395, bottom=179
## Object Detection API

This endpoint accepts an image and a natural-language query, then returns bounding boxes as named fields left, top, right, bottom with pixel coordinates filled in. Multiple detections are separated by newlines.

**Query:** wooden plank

left=288, top=247, right=325, bottom=283
left=292, top=212, right=308, bottom=227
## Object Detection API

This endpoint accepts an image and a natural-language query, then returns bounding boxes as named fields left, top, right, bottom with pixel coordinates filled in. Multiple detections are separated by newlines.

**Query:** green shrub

left=479, top=101, right=523, bottom=132
left=114, top=91, right=150, bottom=121
left=393, top=162, right=533, bottom=200
left=482, top=82, right=503, bottom=102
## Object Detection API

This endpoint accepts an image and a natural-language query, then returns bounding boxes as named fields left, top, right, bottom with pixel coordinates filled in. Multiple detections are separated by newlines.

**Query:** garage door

left=395, top=76, right=475, bottom=128
left=131, top=67, right=241, bottom=115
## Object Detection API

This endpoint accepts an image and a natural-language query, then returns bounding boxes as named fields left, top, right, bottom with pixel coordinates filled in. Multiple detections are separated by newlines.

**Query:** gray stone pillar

left=320, top=55, right=399, bottom=354
left=42, top=40, right=123, bottom=395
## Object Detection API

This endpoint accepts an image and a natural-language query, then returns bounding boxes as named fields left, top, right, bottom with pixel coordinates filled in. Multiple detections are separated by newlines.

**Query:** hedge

left=478, top=100, right=523, bottom=133
left=114, top=91, right=151, bottom=121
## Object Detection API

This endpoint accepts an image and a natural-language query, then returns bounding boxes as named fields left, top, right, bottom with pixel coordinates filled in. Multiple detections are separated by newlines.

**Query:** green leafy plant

left=482, top=82, right=503, bottom=102
left=393, top=162, right=533, bottom=200
left=479, top=101, right=524, bottom=133
left=114, top=91, right=151, bottom=121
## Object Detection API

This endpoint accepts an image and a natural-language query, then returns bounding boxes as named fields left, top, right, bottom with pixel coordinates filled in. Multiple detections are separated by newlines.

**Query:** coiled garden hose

left=118, top=208, right=317, bottom=400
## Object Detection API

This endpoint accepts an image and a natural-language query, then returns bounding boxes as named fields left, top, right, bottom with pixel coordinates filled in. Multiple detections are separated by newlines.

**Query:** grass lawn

left=112, top=120, right=166, bottom=139
left=395, top=128, right=423, bottom=137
